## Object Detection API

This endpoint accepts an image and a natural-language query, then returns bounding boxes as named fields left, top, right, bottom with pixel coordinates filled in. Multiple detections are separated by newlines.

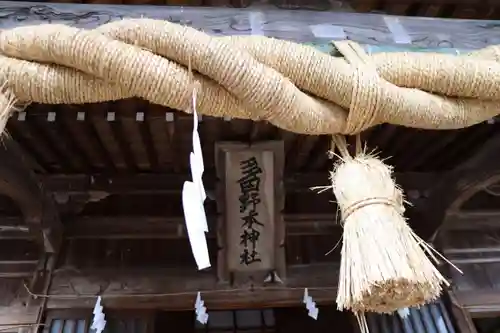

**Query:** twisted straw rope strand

left=0, top=19, right=499, bottom=135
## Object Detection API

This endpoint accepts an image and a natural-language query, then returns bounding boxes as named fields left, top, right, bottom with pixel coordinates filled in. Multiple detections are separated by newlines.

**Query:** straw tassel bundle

left=330, top=136, right=449, bottom=316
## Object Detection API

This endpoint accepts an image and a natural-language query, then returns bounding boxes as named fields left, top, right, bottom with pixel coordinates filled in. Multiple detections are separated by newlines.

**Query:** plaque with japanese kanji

left=227, top=151, right=273, bottom=271
left=215, top=141, right=285, bottom=279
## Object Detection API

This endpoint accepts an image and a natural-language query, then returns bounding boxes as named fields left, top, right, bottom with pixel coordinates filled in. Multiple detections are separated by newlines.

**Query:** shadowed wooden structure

left=0, top=1, right=500, bottom=333
left=6, top=0, right=500, bottom=18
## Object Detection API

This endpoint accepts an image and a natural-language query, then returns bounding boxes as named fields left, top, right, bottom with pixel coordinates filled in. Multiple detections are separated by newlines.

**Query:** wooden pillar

left=215, top=141, right=285, bottom=287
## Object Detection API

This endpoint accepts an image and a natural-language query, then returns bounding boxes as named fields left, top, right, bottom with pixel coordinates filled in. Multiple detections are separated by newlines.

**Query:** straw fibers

left=331, top=151, right=448, bottom=314
left=0, top=20, right=499, bottom=135
left=0, top=83, right=16, bottom=136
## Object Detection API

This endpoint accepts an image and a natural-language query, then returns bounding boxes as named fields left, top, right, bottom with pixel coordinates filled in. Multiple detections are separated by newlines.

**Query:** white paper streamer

left=182, top=87, right=211, bottom=270
left=303, top=288, right=319, bottom=320
left=91, top=296, right=106, bottom=333
left=397, top=307, right=410, bottom=319
left=195, top=292, right=209, bottom=325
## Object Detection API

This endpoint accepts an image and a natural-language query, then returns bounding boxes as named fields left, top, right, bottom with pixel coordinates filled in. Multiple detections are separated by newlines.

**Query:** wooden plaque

left=215, top=141, right=285, bottom=284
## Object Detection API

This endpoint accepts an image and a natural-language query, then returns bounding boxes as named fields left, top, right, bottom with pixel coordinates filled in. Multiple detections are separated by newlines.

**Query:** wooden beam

left=61, top=211, right=447, bottom=240
left=0, top=217, right=30, bottom=239
left=62, top=214, right=336, bottom=239
left=0, top=2, right=499, bottom=51
left=0, top=307, right=38, bottom=330
left=0, top=214, right=337, bottom=239
left=0, top=239, right=40, bottom=277
left=444, top=211, right=500, bottom=230
left=45, top=263, right=338, bottom=310
left=41, top=172, right=439, bottom=195
left=448, top=291, right=479, bottom=333
left=453, top=290, right=500, bottom=316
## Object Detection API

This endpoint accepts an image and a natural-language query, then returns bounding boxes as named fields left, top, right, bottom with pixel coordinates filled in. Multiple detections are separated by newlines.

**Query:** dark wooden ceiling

left=7, top=100, right=499, bottom=176
left=3, top=99, right=498, bottom=229
left=2, top=98, right=496, bottom=276
left=27, top=0, right=500, bottom=19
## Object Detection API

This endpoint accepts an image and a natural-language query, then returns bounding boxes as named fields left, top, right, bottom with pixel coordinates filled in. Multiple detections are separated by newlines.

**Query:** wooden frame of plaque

left=215, top=141, right=285, bottom=287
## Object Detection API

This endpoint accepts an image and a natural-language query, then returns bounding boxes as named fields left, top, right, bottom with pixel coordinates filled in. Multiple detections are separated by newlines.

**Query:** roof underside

left=2, top=99, right=496, bottom=270
left=2, top=99, right=499, bottom=278
left=8, top=100, right=498, bottom=176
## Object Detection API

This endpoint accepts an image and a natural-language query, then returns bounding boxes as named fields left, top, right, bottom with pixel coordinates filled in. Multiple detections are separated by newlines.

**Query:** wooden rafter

left=40, top=172, right=439, bottom=195
left=0, top=214, right=337, bottom=239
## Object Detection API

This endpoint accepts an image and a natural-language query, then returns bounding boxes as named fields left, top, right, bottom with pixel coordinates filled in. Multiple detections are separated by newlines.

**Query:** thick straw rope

left=0, top=19, right=499, bottom=135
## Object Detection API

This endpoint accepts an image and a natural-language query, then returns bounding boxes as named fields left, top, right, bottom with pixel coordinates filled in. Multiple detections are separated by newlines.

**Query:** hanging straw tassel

left=0, top=83, right=17, bottom=136
left=330, top=135, right=451, bottom=317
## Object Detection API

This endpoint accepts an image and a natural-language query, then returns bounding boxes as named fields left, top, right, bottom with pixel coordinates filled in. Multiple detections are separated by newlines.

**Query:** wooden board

left=215, top=141, right=285, bottom=285
left=39, top=172, right=438, bottom=195
left=453, top=290, right=500, bottom=316
left=0, top=1, right=499, bottom=51
left=43, top=263, right=338, bottom=310
left=0, top=307, right=38, bottom=331
left=0, top=278, right=39, bottom=331
left=225, top=150, right=276, bottom=272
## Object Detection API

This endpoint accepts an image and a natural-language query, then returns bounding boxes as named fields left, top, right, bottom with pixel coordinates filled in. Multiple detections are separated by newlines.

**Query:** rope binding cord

left=330, top=135, right=404, bottom=223
left=0, top=18, right=489, bottom=319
